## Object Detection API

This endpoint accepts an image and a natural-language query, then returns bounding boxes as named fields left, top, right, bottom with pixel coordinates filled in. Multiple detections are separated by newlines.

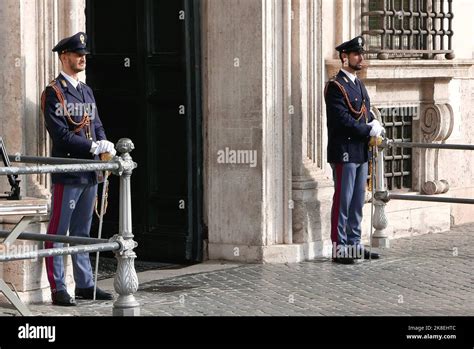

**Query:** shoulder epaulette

left=44, top=80, right=57, bottom=89
left=324, top=76, right=338, bottom=98
left=41, top=80, right=57, bottom=113
left=41, top=80, right=66, bottom=114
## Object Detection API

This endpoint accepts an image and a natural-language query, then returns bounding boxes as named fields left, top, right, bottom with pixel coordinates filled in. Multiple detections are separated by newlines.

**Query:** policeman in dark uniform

left=41, top=32, right=115, bottom=305
left=325, top=36, right=384, bottom=264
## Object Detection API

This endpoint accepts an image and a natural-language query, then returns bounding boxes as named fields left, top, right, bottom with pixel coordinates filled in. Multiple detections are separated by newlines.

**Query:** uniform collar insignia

left=343, top=76, right=349, bottom=83
left=60, top=79, right=67, bottom=88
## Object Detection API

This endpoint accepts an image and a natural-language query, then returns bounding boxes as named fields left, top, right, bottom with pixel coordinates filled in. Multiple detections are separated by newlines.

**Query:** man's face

left=61, top=52, right=86, bottom=73
left=343, top=51, right=364, bottom=71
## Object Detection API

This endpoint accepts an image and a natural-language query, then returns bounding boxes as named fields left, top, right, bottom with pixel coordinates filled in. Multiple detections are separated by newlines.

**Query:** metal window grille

left=379, top=106, right=415, bottom=190
left=361, top=0, right=454, bottom=60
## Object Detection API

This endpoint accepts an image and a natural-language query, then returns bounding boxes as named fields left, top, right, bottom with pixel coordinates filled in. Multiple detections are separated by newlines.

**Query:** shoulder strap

left=325, top=78, right=367, bottom=122
left=41, top=80, right=63, bottom=114
left=40, top=80, right=90, bottom=133
left=324, top=76, right=337, bottom=99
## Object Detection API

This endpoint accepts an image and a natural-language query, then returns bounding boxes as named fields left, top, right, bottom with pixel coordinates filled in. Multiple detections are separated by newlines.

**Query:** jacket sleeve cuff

left=89, top=141, right=98, bottom=154
left=362, top=124, right=372, bottom=137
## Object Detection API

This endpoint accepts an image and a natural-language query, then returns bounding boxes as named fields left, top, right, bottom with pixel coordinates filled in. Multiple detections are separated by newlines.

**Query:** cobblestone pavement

left=90, top=256, right=174, bottom=280
left=1, top=224, right=473, bottom=316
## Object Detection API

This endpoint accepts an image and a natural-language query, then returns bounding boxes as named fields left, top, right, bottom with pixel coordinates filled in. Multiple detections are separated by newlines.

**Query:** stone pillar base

left=209, top=240, right=333, bottom=263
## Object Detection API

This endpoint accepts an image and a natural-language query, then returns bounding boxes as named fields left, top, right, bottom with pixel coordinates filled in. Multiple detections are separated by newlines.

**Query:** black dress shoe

left=75, top=287, right=114, bottom=300
left=332, top=257, right=355, bottom=265
left=52, top=290, right=76, bottom=306
left=363, top=249, right=380, bottom=259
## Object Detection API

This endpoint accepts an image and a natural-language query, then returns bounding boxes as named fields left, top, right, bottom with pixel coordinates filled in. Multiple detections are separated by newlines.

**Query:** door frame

left=184, top=0, right=204, bottom=262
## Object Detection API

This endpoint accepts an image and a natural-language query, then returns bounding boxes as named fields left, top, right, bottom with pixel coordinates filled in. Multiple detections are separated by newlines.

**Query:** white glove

left=368, top=120, right=384, bottom=137
left=90, top=140, right=116, bottom=156
left=369, top=124, right=383, bottom=137
left=101, top=140, right=116, bottom=156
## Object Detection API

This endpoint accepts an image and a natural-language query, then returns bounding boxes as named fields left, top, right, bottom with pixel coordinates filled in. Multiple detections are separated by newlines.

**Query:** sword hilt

left=99, top=152, right=113, bottom=161
left=369, top=136, right=383, bottom=147
left=99, top=152, right=114, bottom=177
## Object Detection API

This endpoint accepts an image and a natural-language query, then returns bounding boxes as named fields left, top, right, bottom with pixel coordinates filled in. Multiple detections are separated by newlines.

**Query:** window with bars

left=378, top=106, right=416, bottom=191
left=361, top=0, right=454, bottom=60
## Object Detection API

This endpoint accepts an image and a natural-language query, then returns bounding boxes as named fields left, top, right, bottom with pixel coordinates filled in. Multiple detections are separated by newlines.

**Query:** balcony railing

left=361, top=0, right=454, bottom=60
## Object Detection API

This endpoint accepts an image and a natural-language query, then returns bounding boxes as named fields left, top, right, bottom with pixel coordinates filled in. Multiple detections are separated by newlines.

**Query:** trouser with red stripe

left=45, top=183, right=97, bottom=293
left=330, top=162, right=368, bottom=257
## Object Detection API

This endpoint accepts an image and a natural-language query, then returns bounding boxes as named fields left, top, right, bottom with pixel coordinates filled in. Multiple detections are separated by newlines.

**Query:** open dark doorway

left=85, top=0, right=203, bottom=263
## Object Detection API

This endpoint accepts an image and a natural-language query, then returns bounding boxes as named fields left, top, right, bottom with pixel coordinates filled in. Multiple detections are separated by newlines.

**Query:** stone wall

left=204, top=0, right=300, bottom=262
left=0, top=0, right=85, bottom=304
left=322, top=0, right=474, bottom=248
left=203, top=0, right=265, bottom=261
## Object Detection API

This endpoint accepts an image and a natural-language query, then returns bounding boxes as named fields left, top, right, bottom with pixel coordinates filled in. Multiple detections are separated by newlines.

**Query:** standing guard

left=325, top=36, right=384, bottom=264
left=41, top=32, right=115, bottom=306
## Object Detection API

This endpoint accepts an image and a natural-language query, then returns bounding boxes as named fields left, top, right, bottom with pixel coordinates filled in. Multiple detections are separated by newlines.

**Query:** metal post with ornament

left=110, top=138, right=140, bottom=316
left=371, top=139, right=389, bottom=248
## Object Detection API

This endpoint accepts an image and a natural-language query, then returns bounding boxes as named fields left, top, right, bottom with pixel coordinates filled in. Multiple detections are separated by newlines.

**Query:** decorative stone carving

left=420, top=103, right=453, bottom=194
left=421, top=103, right=454, bottom=142
left=421, top=179, right=450, bottom=195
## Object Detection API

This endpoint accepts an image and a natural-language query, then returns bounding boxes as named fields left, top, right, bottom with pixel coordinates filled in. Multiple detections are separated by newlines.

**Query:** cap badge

left=80, top=34, right=85, bottom=45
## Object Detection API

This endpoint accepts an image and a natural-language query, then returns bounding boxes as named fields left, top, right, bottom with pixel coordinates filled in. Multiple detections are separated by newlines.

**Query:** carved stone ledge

left=325, top=59, right=474, bottom=82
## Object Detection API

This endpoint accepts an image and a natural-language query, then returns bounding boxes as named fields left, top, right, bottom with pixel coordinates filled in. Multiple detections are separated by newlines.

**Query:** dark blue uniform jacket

left=42, top=74, right=106, bottom=184
left=325, top=70, right=374, bottom=164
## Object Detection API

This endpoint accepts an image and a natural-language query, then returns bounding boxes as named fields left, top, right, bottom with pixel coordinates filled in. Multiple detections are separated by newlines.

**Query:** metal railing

left=370, top=138, right=473, bottom=248
left=0, top=138, right=139, bottom=316
left=361, top=0, right=454, bottom=60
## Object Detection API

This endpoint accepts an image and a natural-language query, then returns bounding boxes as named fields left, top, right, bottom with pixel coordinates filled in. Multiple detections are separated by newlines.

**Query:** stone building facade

left=205, top=0, right=474, bottom=263
left=0, top=0, right=473, bottom=303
